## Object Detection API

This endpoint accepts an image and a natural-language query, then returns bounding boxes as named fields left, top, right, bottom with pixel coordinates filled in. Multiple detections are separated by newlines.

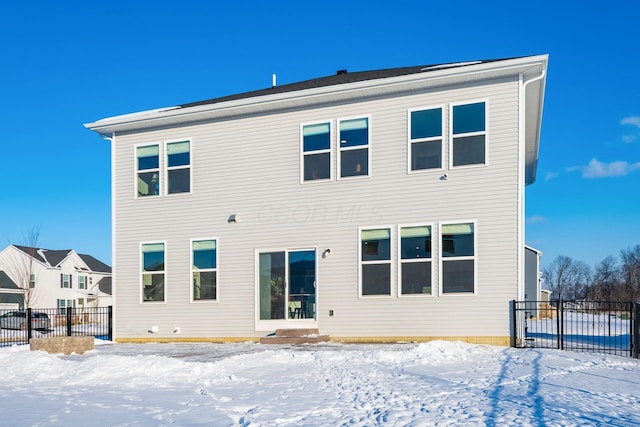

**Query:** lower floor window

left=142, top=243, right=165, bottom=302
left=192, top=239, right=217, bottom=301
left=360, top=228, right=391, bottom=296
left=441, top=223, right=475, bottom=293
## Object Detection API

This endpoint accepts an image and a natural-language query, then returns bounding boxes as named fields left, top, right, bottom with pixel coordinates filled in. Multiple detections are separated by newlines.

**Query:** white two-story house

left=86, top=55, right=547, bottom=345
left=0, top=245, right=112, bottom=310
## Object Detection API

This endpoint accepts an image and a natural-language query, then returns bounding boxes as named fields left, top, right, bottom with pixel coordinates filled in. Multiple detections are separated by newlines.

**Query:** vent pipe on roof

left=336, top=69, right=348, bottom=75
left=272, top=74, right=277, bottom=88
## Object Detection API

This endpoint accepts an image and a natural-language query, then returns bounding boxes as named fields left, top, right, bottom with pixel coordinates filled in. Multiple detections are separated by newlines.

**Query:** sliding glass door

left=258, top=249, right=316, bottom=321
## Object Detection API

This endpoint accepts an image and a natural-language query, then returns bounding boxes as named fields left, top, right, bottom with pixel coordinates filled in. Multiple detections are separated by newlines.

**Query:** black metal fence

left=512, top=300, right=637, bottom=358
left=0, top=306, right=112, bottom=348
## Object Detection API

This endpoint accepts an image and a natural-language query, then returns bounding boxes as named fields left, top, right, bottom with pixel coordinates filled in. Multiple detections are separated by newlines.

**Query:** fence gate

left=512, top=300, right=636, bottom=358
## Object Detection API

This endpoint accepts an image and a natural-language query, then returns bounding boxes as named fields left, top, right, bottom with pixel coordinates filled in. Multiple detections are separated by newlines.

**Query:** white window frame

left=300, top=121, right=332, bottom=183
left=449, top=100, right=488, bottom=169
left=358, top=226, right=393, bottom=298
left=407, top=106, right=445, bottom=174
left=165, top=138, right=192, bottom=196
left=140, top=241, right=167, bottom=304
left=397, top=223, right=435, bottom=298
left=135, top=143, right=161, bottom=198
left=78, top=275, right=87, bottom=290
left=29, top=274, right=36, bottom=289
left=439, top=220, right=477, bottom=296
left=190, top=237, right=219, bottom=303
left=338, top=115, right=371, bottom=180
left=62, top=273, right=71, bottom=288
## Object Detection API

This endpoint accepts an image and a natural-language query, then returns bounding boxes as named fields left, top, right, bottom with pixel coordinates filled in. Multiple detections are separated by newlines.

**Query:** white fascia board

left=86, top=55, right=549, bottom=136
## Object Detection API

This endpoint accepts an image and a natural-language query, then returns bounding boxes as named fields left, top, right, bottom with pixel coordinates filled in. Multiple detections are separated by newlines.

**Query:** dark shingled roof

left=97, top=276, right=112, bottom=295
left=180, top=58, right=517, bottom=109
left=0, top=271, right=20, bottom=290
left=13, top=246, right=111, bottom=273
left=79, top=254, right=111, bottom=274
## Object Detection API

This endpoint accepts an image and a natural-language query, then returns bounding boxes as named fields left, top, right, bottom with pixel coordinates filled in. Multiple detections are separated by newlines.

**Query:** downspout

left=517, top=67, right=546, bottom=303
left=99, top=132, right=116, bottom=341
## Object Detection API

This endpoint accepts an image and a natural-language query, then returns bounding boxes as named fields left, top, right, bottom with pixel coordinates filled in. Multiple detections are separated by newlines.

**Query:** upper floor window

left=78, top=275, right=87, bottom=290
left=399, top=225, right=432, bottom=295
left=141, top=243, right=165, bottom=302
left=29, top=274, right=35, bottom=289
left=339, top=117, right=369, bottom=178
left=167, top=140, right=191, bottom=194
left=360, top=227, right=391, bottom=296
left=60, top=273, right=72, bottom=288
left=451, top=102, right=486, bottom=167
left=192, top=239, right=217, bottom=301
left=302, top=122, right=331, bottom=181
left=441, top=222, right=475, bottom=294
left=136, top=145, right=160, bottom=197
left=409, top=108, right=442, bottom=171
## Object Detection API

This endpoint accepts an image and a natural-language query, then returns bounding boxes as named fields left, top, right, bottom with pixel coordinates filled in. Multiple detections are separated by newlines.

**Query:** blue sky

left=1, top=1, right=638, bottom=269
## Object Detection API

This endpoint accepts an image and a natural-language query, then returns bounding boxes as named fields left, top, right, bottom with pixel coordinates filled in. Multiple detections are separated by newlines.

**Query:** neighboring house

left=524, top=245, right=543, bottom=318
left=0, top=245, right=112, bottom=310
left=85, top=55, right=548, bottom=345
left=0, top=271, right=24, bottom=309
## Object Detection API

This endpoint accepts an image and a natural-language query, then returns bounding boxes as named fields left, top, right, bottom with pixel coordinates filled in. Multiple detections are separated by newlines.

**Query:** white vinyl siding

left=111, top=76, right=521, bottom=339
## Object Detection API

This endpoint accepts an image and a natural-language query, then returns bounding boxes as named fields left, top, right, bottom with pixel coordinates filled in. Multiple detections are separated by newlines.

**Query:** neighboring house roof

left=79, top=254, right=111, bottom=274
left=85, top=55, right=548, bottom=185
left=97, top=277, right=112, bottom=295
left=0, top=271, right=20, bottom=290
left=12, top=245, right=111, bottom=273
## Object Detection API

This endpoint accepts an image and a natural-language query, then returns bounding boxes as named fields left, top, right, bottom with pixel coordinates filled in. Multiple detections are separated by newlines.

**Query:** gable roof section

left=86, top=55, right=548, bottom=184
left=0, top=271, right=20, bottom=290
left=97, top=276, right=112, bottom=295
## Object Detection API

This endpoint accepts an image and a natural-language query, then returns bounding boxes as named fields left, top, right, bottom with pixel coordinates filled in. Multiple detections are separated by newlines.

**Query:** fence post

left=108, top=305, right=113, bottom=342
left=510, top=300, right=517, bottom=347
left=634, top=302, right=639, bottom=359
left=66, top=307, right=72, bottom=336
left=27, top=307, right=32, bottom=341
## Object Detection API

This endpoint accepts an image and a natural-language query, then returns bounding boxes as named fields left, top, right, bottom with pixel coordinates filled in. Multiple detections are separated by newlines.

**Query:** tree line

left=543, top=244, right=640, bottom=302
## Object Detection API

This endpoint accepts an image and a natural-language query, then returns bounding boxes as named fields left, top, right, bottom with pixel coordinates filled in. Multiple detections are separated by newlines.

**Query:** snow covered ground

left=1, top=340, right=639, bottom=426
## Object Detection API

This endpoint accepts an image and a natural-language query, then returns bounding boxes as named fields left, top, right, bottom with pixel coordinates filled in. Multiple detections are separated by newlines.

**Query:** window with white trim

left=166, top=140, right=190, bottom=194
left=142, top=243, right=165, bottom=302
left=302, top=122, right=331, bottom=181
left=57, top=299, right=74, bottom=314
left=29, top=274, right=35, bottom=289
left=409, top=108, right=442, bottom=171
left=451, top=102, right=486, bottom=167
left=136, top=144, right=160, bottom=197
left=400, top=225, right=432, bottom=295
left=78, top=275, right=87, bottom=290
left=192, top=239, right=217, bottom=301
left=339, top=117, right=369, bottom=178
left=441, top=222, right=475, bottom=293
left=360, top=228, right=391, bottom=296
left=61, top=273, right=72, bottom=288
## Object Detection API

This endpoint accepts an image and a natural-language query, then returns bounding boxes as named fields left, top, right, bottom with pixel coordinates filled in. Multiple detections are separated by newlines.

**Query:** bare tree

left=6, top=227, right=41, bottom=309
left=589, top=256, right=620, bottom=301
left=620, top=245, right=640, bottom=301
left=542, top=255, right=590, bottom=300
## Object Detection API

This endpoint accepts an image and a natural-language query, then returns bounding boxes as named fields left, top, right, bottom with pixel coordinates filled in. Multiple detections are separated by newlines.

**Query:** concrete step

left=260, top=328, right=330, bottom=344
left=275, top=328, right=319, bottom=337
